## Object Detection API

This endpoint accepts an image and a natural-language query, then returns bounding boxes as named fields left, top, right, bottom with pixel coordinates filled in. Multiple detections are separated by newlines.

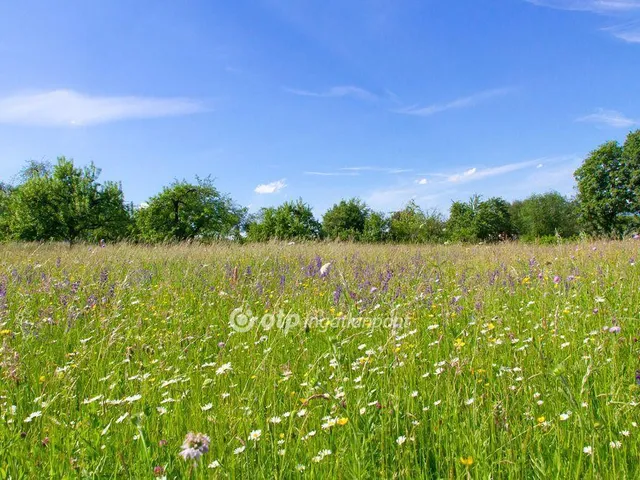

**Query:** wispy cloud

left=304, top=171, right=359, bottom=176
left=254, top=179, right=287, bottom=194
left=577, top=108, right=638, bottom=127
left=395, top=88, right=514, bottom=117
left=0, top=89, right=204, bottom=127
left=366, top=155, right=579, bottom=211
left=446, top=162, right=543, bottom=184
left=604, top=21, right=640, bottom=42
left=526, top=0, right=640, bottom=13
left=340, top=166, right=413, bottom=174
left=527, top=1, right=640, bottom=42
left=285, top=86, right=377, bottom=101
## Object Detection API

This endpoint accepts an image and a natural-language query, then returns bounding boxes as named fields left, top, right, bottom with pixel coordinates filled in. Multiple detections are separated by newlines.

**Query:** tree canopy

left=135, top=177, right=245, bottom=242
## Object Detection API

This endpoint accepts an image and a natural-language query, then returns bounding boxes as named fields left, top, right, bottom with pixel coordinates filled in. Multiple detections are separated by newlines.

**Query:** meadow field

left=0, top=241, right=639, bottom=479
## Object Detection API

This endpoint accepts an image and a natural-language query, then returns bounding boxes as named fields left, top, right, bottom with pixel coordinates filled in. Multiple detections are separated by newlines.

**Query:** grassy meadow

left=1, top=241, right=639, bottom=479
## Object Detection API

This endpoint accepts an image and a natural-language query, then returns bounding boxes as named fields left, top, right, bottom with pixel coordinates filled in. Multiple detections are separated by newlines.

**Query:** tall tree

left=0, top=182, right=13, bottom=240
left=322, top=198, right=369, bottom=241
left=7, top=157, right=131, bottom=244
left=362, top=211, right=389, bottom=243
left=246, top=199, right=321, bottom=241
left=510, top=192, right=579, bottom=240
left=389, top=200, right=445, bottom=243
left=446, top=195, right=513, bottom=242
left=574, top=141, right=629, bottom=236
left=136, top=177, right=245, bottom=242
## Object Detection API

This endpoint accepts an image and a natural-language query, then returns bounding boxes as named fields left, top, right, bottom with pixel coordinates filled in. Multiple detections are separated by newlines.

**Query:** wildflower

left=610, top=441, right=622, bottom=449
left=216, top=362, right=232, bottom=375
left=337, top=417, right=349, bottom=426
left=609, top=326, right=621, bottom=333
left=296, top=464, right=306, bottom=472
left=23, top=411, right=42, bottom=423
left=411, top=391, right=418, bottom=398
left=124, top=394, right=142, bottom=403
left=179, top=432, right=210, bottom=461
left=201, top=403, right=213, bottom=411
left=297, top=409, right=307, bottom=417
left=208, top=460, right=220, bottom=469
left=153, top=466, right=164, bottom=477
left=359, top=407, right=366, bottom=415
left=460, top=457, right=474, bottom=466
left=248, top=430, right=262, bottom=442
left=396, top=435, right=407, bottom=446
left=234, top=446, right=245, bottom=455
left=620, top=430, right=630, bottom=437
left=537, top=416, right=545, bottom=424
left=559, top=412, right=571, bottom=421
left=269, top=416, right=282, bottom=424
left=465, top=398, right=474, bottom=406
left=583, top=446, right=593, bottom=455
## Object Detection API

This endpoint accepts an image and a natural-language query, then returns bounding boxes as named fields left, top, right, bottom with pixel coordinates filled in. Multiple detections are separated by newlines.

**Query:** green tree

left=574, top=141, right=629, bottom=236
left=136, top=177, right=245, bottom=242
left=446, top=195, right=513, bottom=242
left=446, top=195, right=480, bottom=242
left=0, top=182, right=13, bottom=240
left=622, top=130, right=640, bottom=218
left=474, top=197, right=513, bottom=242
left=246, top=199, right=321, bottom=241
left=7, top=158, right=131, bottom=244
left=389, top=200, right=445, bottom=243
left=510, top=192, right=579, bottom=240
left=362, top=211, right=389, bottom=243
left=322, top=198, right=369, bottom=241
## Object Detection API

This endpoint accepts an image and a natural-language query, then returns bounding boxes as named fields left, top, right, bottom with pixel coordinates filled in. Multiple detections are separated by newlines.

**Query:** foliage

left=510, top=192, right=579, bottom=240
left=135, top=177, right=245, bottom=242
left=388, top=200, right=445, bottom=243
left=322, top=198, right=369, bottom=241
left=0, top=182, right=13, bottom=240
left=447, top=195, right=513, bottom=242
left=246, top=199, right=321, bottom=241
left=574, top=141, right=629, bottom=236
left=6, top=158, right=131, bottom=244
left=361, top=211, right=389, bottom=243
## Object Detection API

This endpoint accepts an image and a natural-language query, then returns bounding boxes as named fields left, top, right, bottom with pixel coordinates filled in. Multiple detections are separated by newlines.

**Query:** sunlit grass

left=0, top=241, right=639, bottom=478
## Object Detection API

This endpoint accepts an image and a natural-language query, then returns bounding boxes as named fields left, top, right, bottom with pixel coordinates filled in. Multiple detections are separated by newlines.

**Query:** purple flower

left=179, top=432, right=210, bottom=461
left=636, top=371, right=640, bottom=386
left=608, top=326, right=621, bottom=334
left=553, top=275, right=561, bottom=284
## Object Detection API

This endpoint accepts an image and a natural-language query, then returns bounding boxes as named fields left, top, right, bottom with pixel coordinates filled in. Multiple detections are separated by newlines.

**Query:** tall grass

left=0, top=241, right=639, bottom=478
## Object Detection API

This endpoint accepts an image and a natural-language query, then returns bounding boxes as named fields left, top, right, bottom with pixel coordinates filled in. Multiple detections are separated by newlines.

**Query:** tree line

left=1, top=130, right=639, bottom=245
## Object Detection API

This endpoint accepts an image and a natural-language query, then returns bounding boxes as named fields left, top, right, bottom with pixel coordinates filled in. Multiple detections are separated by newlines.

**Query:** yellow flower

left=460, top=456, right=474, bottom=466
left=337, top=417, right=349, bottom=426
left=453, top=338, right=466, bottom=349
left=39, top=376, right=46, bottom=383
left=0, top=329, right=12, bottom=336
left=537, top=416, right=545, bottom=424
left=521, top=277, right=530, bottom=285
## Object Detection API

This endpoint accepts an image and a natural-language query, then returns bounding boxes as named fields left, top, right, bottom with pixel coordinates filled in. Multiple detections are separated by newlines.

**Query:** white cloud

left=0, top=89, right=204, bottom=127
left=417, top=178, right=428, bottom=185
left=254, top=179, right=287, bottom=194
left=605, top=22, right=640, bottom=42
left=526, top=0, right=640, bottom=13
left=527, top=1, right=640, bottom=42
left=340, top=166, right=412, bottom=173
left=304, top=171, right=359, bottom=176
left=577, top=108, right=638, bottom=127
left=395, top=88, right=514, bottom=117
left=285, top=86, right=377, bottom=101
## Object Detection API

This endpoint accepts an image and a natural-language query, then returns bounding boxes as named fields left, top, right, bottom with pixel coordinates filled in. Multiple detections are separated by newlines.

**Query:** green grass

left=1, top=241, right=639, bottom=479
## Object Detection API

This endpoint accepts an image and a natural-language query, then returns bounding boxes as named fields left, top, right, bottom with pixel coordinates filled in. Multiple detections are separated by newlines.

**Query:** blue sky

left=0, top=0, right=639, bottom=215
